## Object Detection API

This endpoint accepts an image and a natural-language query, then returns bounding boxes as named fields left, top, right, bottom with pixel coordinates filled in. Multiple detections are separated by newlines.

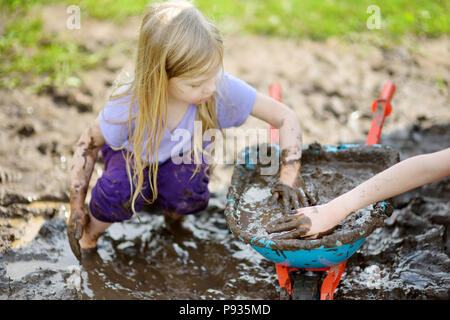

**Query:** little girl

left=68, top=0, right=313, bottom=259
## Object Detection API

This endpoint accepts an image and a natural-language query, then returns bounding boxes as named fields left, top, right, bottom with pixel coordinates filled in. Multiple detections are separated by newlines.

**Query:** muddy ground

left=0, top=5, right=449, bottom=299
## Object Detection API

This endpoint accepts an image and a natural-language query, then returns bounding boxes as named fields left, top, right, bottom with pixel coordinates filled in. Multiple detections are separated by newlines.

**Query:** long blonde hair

left=109, top=0, right=224, bottom=216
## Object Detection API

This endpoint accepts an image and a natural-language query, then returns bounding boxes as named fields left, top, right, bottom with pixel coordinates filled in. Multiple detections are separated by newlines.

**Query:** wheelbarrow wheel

left=291, top=271, right=322, bottom=300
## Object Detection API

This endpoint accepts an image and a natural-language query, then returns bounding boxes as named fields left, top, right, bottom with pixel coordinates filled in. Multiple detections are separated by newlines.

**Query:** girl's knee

left=89, top=191, right=133, bottom=223
left=159, top=188, right=210, bottom=215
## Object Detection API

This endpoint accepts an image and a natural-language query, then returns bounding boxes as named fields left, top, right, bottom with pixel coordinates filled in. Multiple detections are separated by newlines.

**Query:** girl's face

left=168, top=68, right=220, bottom=105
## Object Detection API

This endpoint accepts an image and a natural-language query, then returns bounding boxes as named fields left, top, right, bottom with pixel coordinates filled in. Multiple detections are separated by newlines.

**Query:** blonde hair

left=108, top=1, right=224, bottom=216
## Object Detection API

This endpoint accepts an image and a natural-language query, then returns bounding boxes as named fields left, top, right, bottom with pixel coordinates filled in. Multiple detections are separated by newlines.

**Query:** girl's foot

left=163, top=210, right=186, bottom=232
left=78, top=209, right=112, bottom=252
left=78, top=229, right=101, bottom=250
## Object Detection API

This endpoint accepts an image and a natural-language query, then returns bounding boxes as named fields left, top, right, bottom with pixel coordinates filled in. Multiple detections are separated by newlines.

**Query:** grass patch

left=1, top=1, right=106, bottom=91
left=199, top=0, right=449, bottom=40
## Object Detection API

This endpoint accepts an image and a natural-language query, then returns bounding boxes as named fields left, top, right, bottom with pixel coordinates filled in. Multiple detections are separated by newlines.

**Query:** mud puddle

left=0, top=199, right=278, bottom=299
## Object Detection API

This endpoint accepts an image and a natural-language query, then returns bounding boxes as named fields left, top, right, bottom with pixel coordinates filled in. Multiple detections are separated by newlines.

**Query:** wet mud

left=0, top=204, right=279, bottom=299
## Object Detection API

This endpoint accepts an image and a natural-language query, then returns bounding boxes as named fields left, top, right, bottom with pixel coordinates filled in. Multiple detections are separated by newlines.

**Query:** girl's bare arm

left=330, top=148, right=450, bottom=216
left=68, top=116, right=106, bottom=257
left=250, top=92, right=315, bottom=213
left=268, top=148, right=450, bottom=238
left=251, top=92, right=302, bottom=184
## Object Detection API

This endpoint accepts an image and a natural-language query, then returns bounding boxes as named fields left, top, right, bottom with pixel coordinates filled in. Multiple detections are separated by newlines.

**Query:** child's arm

left=327, top=148, right=450, bottom=217
left=68, top=116, right=106, bottom=258
left=267, top=148, right=450, bottom=238
left=250, top=92, right=315, bottom=213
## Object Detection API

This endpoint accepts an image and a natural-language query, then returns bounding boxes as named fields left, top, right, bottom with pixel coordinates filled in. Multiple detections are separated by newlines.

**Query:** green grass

left=1, top=0, right=449, bottom=90
left=0, top=16, right=104, bottom=90
left=64, top=0, right=450, bottom=39
left=1, top=1, right=106, bottom=90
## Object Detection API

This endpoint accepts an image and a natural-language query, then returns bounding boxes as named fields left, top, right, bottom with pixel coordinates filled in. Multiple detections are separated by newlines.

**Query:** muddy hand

left=269, top=178, right=316, bottom=215
left=269, top=181, right=302, bottom=214
left=293, top=175, right=317, bottom=207
left=266, top=212, right=312, bottom=239
left=67, top=208, right=89, bottom=259
left=266, top=214, right=311, bottom=239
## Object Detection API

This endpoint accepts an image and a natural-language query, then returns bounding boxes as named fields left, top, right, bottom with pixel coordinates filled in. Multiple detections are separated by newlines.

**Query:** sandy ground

left=0, top=5, right=449, bottom=299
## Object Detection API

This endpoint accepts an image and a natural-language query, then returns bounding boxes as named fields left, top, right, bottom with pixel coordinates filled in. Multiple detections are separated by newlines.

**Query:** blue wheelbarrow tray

left=225, top=143, right=399, bottom=269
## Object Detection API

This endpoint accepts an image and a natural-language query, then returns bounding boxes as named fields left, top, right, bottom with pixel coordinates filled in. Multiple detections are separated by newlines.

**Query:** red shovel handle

left=366, top=82, right=396, bottom=145
left=269, top=83, right=282, bottom=102
left=269, top=83, right=281, bottom=143
left=380, top=82, right=396, bottom=102
left=371, top=82, right=395, bottom=116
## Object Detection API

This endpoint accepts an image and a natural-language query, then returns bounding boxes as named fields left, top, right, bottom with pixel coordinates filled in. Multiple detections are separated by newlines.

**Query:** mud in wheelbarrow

left=225, top=142, right=399, bottom=270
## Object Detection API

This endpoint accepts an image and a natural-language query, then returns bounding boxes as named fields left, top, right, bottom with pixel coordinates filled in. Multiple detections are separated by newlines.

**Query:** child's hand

left=67, top=208, right=89, bottom=259
left=266, top=204, right=341, bottom=239
left=269, top=174, right=316, bottom=215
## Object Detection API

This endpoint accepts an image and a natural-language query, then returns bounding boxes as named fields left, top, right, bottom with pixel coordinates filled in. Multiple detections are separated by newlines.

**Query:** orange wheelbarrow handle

left=366, top=82, right=396, bottom=145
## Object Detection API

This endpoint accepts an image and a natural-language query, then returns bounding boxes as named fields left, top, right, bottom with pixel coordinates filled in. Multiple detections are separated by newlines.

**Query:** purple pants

left=90, top=145, right=210, bottom=223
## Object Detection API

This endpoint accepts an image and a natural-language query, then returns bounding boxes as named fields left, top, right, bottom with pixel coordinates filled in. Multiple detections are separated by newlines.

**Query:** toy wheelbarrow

left=225, top=82, right=397, bottom=300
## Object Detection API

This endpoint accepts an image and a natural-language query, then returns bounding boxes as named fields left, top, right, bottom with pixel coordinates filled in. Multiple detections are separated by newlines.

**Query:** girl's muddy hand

left=269, top=177, right=317, bottom=215
left=269, top=181, right=302, bottom=214
left=67, top=208, right=88, bottom=259
left=293, top=175, right=317, bottom=207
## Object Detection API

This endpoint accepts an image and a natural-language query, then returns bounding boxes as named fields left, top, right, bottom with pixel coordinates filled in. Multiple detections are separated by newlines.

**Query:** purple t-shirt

left=98, top=72, right=257, bottom=163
